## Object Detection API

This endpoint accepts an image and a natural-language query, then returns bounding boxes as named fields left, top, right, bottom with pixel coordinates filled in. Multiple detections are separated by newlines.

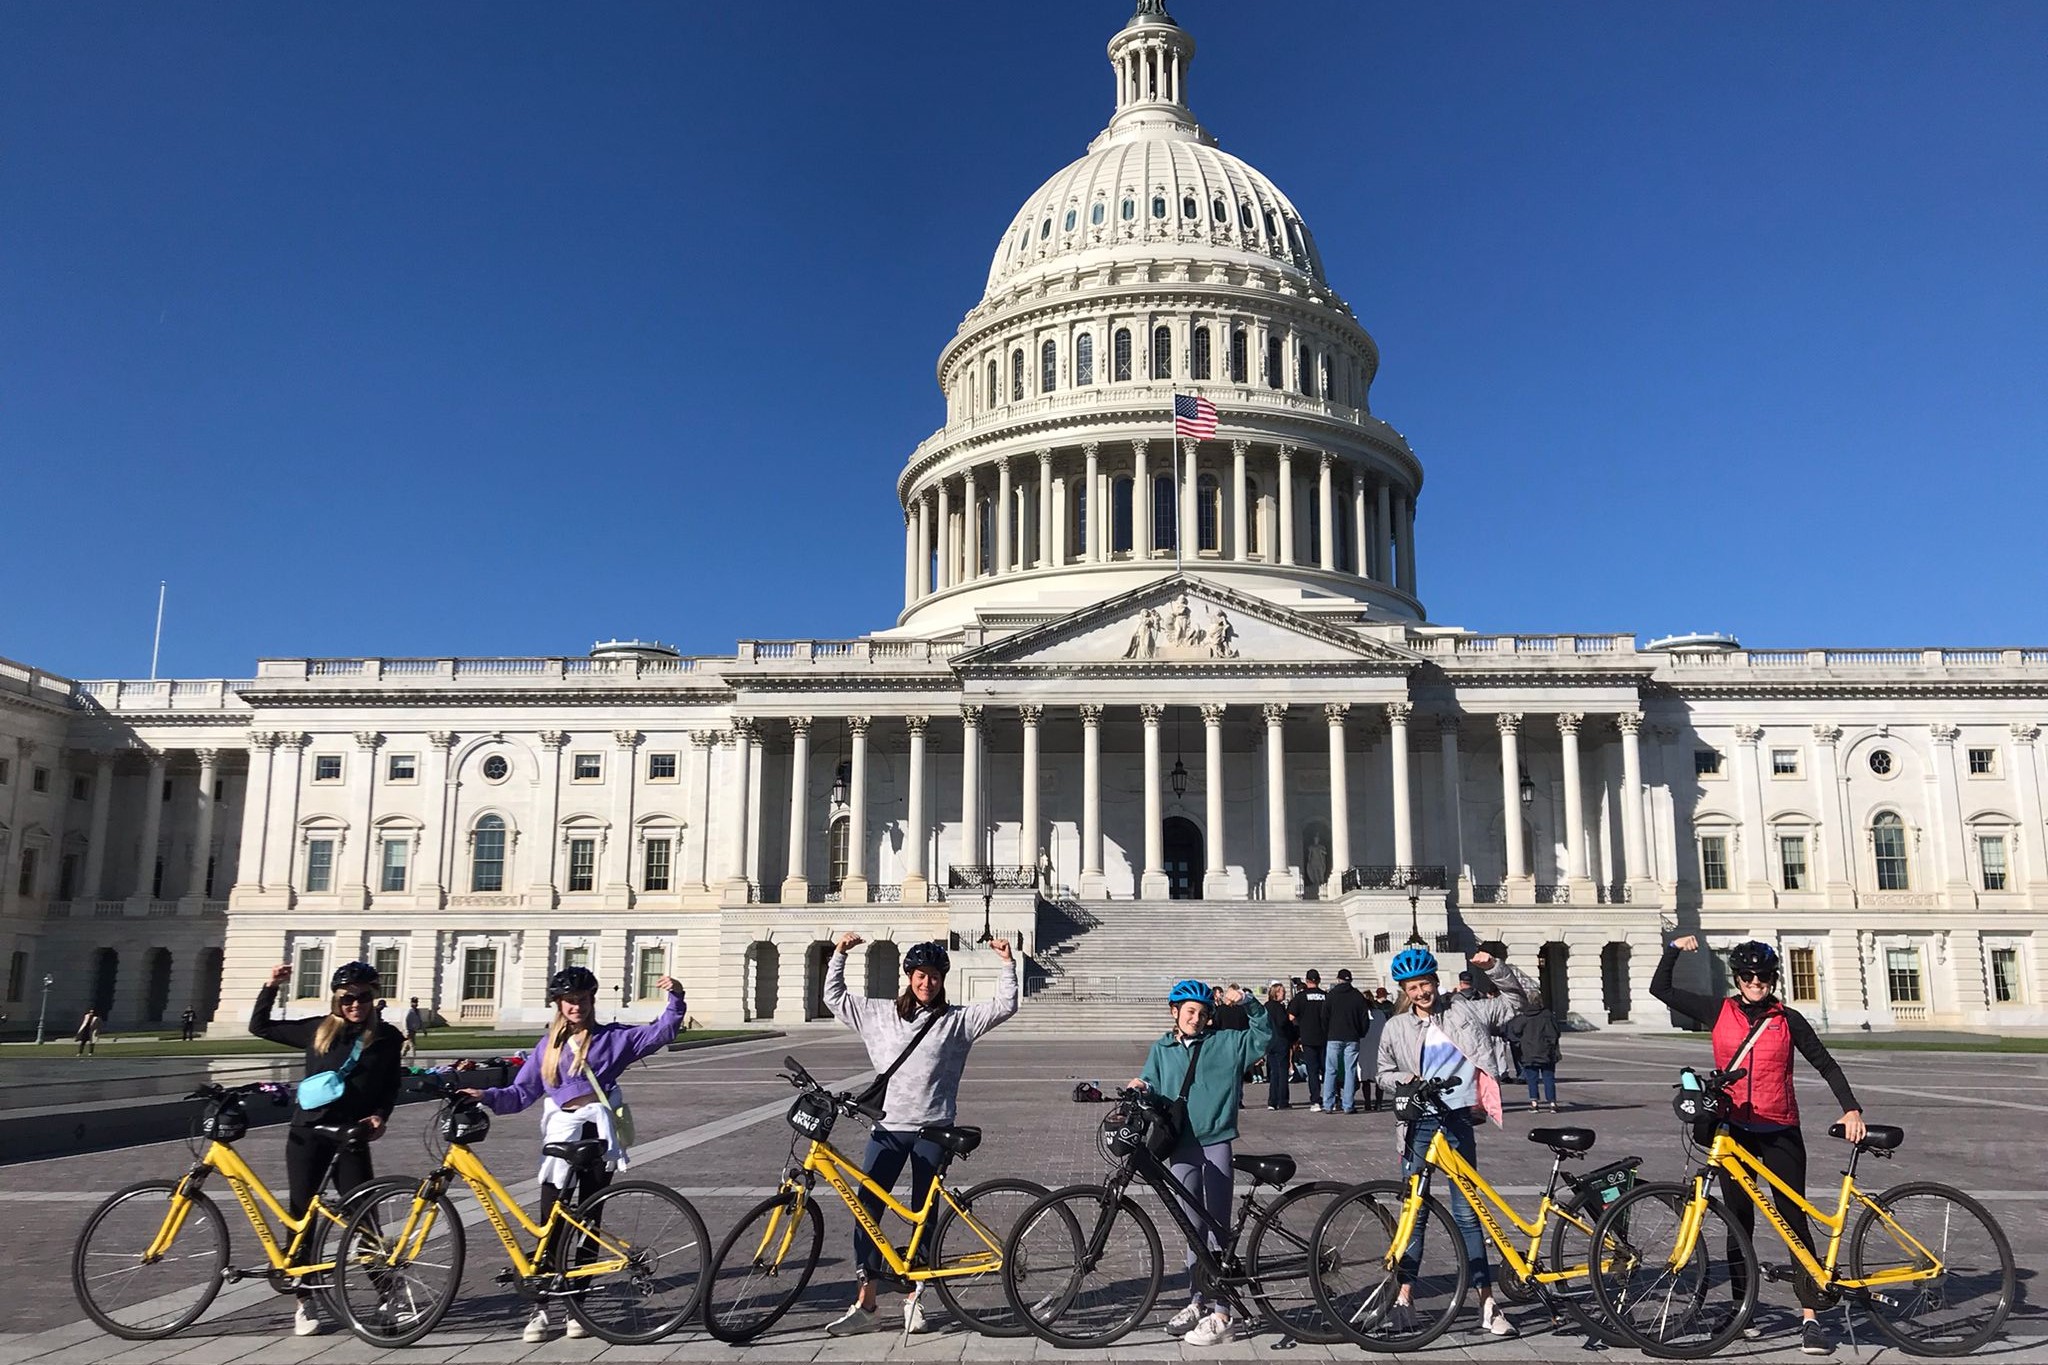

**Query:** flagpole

left=1173, top=404, right=1184, bottom=573
left=149, top=581, right=166, bottom=680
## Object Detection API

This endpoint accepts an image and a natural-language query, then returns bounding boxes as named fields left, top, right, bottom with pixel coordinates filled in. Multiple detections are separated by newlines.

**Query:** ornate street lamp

left=1404, top=882, right=1426, bottom=948
left=1170, top=708, right=1189, bottom=797
left=1519, top=765, right=1535, bottom=807
left=35, top=974, right=53, bottom=1045
left=979, top=884, right=994, bottom=946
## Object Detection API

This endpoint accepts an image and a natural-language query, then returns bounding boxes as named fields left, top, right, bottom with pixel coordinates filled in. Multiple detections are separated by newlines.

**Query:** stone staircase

left=1012, top=897, right=1367, bottom=1037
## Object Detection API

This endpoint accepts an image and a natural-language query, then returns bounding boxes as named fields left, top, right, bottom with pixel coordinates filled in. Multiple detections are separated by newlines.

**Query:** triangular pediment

left=953, top=575, right=1420, bottom=673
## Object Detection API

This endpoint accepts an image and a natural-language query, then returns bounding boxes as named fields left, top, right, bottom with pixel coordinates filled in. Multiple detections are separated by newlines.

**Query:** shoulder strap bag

left=854, top=1006, right=947, bottom=1114
left=1145, top=1034, right=1207, bottom=1158
left=573, top=1033, right=637, bottom=1149
left=296, top=1036, right=364, bottom=1110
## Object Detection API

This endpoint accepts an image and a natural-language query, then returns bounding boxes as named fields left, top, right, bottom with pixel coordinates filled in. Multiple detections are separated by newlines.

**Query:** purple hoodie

left=480, top=991, right=684, bottom=1115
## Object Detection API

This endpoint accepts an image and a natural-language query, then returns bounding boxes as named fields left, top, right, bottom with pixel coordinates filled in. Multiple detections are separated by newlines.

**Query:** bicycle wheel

left=1307, top=1178, right=1468, bottom=1351
left=72, top=1181, right=228, bottom=1340
left=332, top=1183, right=467, bottom=1347
left=297, top=1177, right=419, bottom=1314
left=555, top=1180, right=710, bottom=1344
left=1244, top=1180, right=1349, bottom=1344
left=701, top=1190, right=824, bottom=1343
left=1001, top=1183, right=1160, bottom=1349
left=1588, top=1181, right=1754, bottom=1360
left=1544, top=1188, right=1632, bottom=1347
left=926, top=1178, right=1049, bottom=1337
left=1848, top=1181, right=2015, bottom=1356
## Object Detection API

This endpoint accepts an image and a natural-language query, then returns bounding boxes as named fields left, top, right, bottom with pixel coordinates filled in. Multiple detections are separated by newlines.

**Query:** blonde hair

left=540, top=1010, right=591, bottom=1087
left=313, top=990, right=371, bottom=1053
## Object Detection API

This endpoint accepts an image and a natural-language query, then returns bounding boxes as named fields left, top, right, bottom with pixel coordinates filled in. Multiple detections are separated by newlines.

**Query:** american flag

left=1173, top=393, right=1218, bottom=439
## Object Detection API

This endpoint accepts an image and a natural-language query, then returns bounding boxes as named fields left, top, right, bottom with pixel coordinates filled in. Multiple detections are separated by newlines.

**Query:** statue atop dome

left=1130, top=0, right=1176, bottom=21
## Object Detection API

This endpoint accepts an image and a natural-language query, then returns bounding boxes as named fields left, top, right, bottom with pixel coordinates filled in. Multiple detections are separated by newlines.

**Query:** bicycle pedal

left=1760, top=1263, right=1797, bottom=1283
left=493, top=1267, right=519, bottom=1286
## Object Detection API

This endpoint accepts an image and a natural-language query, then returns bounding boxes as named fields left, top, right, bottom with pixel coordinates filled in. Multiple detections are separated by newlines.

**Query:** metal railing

left=1338, top=864, right=1449, bottom=892
left=948, top=865, right=1039, bottom=891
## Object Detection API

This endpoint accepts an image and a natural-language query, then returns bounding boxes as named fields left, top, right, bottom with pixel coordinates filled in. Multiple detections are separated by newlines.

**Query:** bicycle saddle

left=1830, top=1122, right=1904, bottom=1151
left=542, top=1137, right=609, bottom=1163
left=918, top=1124, right=982, bottom=1156
left=1527, top=1126, right=1596, bottom=1154
left=308, top=1123, right=360, bottom=1143
left=1230, top=1153, right=1296, bottom=1187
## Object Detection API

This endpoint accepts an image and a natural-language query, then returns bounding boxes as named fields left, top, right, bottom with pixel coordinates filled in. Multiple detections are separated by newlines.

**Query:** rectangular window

left=386, top=753, right=417, bottom=782
left=305, top=839, right=334, bottom=893
left=567, top=838, right=597, bottom=893
left=372, top=946, right=401, bottom=988
left=1694, top=749, right=1723, bottom=777
left=636, top=945, right=666, bottom=1001
left=1885, top=947, right=1923, bottom=1004
left=471, top=825, right=506, bottom=892
left=59, top=852, right=80, bottom=901
left=380, top=838, right=410, bottom=893
left=1968, top=747, right=1997, bottom=776
left=1771, top=749, right=1801, bottom=777
left=295, top=945, right=325, bottom=999
left=163, top=777, right=174, bottom=802
left=205, top=856, right=216, bottom=898
left=562, top=945, right=591, bottom=971
left=214, top=778, right=225, bottom=802
left=5, top=950, right=24, bottom=1003
left=0, top=758, right=9, bottom=784
left=461, top=948, right=498, bottom=1002
left=572, top=753, right=602, bottom=781
left=1778, top=835, right=1807, bottom=890
left=1229, top=329, right=1247, bottom=384
left=1113, top=329, right=1132, bottom=382
left=1787, top=947, right=1819, bottom=1003
left=1372, top=932, right=1391, bottom=954
left=1979, top=835, right=2008, bottom=891
left=1991, top=948, right=2021, bottom=1004
left=31, top=767, right=49, bottom=794
left=646, top=752, right=677, bottom=781
left=1700, top=835, right=1729, bottom=891
left=1265, top=335, right=1283, bottom=389
left=71, top=775, right=90, bottom=801
left=17, top=847, right=38, bottom=897
left=644, top=837, right=672, bottom=892
left=313, top=755, right=343, bottom=782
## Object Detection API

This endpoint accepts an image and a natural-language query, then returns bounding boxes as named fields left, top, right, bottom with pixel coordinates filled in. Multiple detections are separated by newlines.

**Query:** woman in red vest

left=1652, top=935, right=1866, bottom=1357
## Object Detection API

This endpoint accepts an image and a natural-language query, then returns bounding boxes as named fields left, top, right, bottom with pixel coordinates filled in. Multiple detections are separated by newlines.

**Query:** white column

left=780, top=718, right=811, bottom=903
left=2009, top=725, right=2046, bottom=894
left=1179, top=442, right=1197, bottom=557
left=1376, top=482, right=1394, bottom=584
left=1812, top=724, right=1854, bottom=897
left=995, top=458, right=1013, bottom=574
left=1082, top=444, right=1100, bottom=562
left=1081, top=704, right=1104, bottom=895
left=902, top=512, right=918, bottom=608
left=1053, top=476, right=1069, bottom=566
left=1230, top=440, right=1249, bottom=562
left=1037, top=449, right=1054, bottom=568
left=1618, top=712, right=1649, bottom=893
left=343, top=733, right=382, bottom=898
left=81, top=750, right=118, bottom=899
left=720, top=723, right=753, bottom=901
left=936, top=480, right=953, bottom=590
left=132, top=749, right=167, bottom=900
left=843, top=717, right=870, bottom=897
left=1381, top=702, right=1410, bottom=868
left=610, top=730, right=641, bottom=897
left=1202, top=704, right=1226, bottom=898
left=903, top=716, right=929, bottom=897
left=1140, top=704, right=1167, bottom=898
left=959, top=706, right=983, bottom=869
left=1438, top=716, right=1465, bottom=888
left=1558, top=713, right=1590, bottom=890
left=1398, top=493, right=1416, bottom=593
left=1317, top=453, right=1336, bottom=571
left=272, top=735, right=308, bottom=897
left=1326, top=704, right=1351, bottom=886
left=745, top=729, right=765, bottom=890
left=962, top=469, right=980, bottom=582
left=1351, top=471, right=1369, bottom=578
left=689, top=732, right=716, bottom=890
left=1734, top=723, right=1772, bottom=897
left=1930, top=723, right=1975, bottom=902
left=1019, top=706, right=1042, bottom=870
left=1133, top=440, right=1151, bottom=558
left=419, top=732, right=452, bottom=899
left=1276, top=446, right=1296, bottom=565
left=186, top=748, right=220, bottom=899
left=1498, top=714, right=1527, bottom=884
left=1263, top=704, right=1296, bottom=899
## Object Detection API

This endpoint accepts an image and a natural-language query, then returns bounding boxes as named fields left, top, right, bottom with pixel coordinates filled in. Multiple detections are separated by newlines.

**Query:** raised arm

left=1650, top=938, right=1725, bottom=1027
left=614, top=983, right=687, bottom=1065
left=480, top=1039, right=549, bottom=1115
left=248, top=968, right=316, bottom=1048
left=960, top=941, right=1021, bottom=1039
left=824, top=933, right=879, bottom=1030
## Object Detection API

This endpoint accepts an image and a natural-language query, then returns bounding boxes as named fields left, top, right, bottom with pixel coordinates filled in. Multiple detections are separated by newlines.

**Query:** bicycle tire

left=297, top=1177, right=419, bottom=1315
left=1588, top=1180, right=1755, bottom=1360
left=1244, top=1180, right=1349, bottom=1344
left=554, top=1180, right=710, bottom=1344
left=1544, top=1186, right=1633, bottom=1347
left=72, top=1180, right=228, bottom=1340
left=1307, top=1178, right=1469, bottom=1351
left=926, top=1178, right=1049, bottom=1337
left=701, top=1190, right=823, bottom=1343
left=1848, top=1180, right=2014, bottom=1357
left=1001, top=1183, right=1160, bottom=1349
left=331, top=1182, right=467, bottom=1347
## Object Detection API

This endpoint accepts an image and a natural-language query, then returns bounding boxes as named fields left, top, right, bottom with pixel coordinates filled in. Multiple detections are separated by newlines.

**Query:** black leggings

left=540, top=1121, right=614, bottom=1221
left=1721, top=1125, right=1824, bottom=1311
left=284, top=1124, right=374, bottom=1220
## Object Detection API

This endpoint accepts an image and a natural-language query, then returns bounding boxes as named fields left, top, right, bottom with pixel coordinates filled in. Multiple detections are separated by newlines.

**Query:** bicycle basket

left=1098, top=1093, right=1178, bottom=1163
left=1578, top=1157, right=1639, bottom=1208
left=787, top=1090, right=836, bottom=1142
left=191, top=1099, right=248, bottom=1153
left=1672, top=1087, right=1727, bottom=1146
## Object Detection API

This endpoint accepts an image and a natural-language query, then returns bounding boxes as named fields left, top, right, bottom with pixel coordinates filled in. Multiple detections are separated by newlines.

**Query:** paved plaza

left=1, top=1031, right=2041, bottom=1363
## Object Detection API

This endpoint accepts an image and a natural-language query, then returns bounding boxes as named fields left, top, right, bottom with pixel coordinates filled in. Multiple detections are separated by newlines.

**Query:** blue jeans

left=1400, top=1107, right=1491, bottom=1290
left=1322, top=1040, right=1359, bottom=1113
left=1265, top=1046, right=1292, bottom=1108
left=1524, top=1064, right=1557, bottom=1104
left=854, top=1130, right=942, bottom=1281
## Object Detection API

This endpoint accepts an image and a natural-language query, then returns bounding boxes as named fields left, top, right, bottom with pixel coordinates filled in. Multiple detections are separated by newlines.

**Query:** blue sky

left=3, top=1, right=2043, bottom=679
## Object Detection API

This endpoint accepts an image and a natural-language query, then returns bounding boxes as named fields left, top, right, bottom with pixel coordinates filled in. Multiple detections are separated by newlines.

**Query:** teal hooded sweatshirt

left=1139, top=1005, right=1271, bottom=1146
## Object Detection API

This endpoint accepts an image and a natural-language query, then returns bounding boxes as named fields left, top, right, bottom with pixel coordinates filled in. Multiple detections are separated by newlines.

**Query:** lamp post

left=979, top=882, right=994, bottom=946
left=35, top=975, right=54, bottom=1045
left=1404, top=883, right=1426, bottom=948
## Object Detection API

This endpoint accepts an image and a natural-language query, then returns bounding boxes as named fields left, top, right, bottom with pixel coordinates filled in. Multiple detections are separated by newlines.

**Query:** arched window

left=1320, top=352, right=1334, bottom=398
left=1300, top=345, right=1317, bottom=397
left=1111, top=476, right=1134, bottom=553
left=1010, top=349, right=1024, bottom=402
left=1075, top=333, right=1094, bottom=385
left=986, top=359, right=997, bottom=408
left=978, top=497, right=995, bottom=574
left=1872, top=812, right=1910, bottom=890
left=1266, top=335, right=1284, bottom=389
left=1121, top=196, right=1136, bottom=222
left=1151, top=325, right=1172, bottom=380
left=1263, top=210, right=1278, bottom=240
left=1229, top=329, right=1248, bottom=383
left=1152, top=473, right=1176, bottom=552
left=1039, top=216, right=1052, bottom=240
left=1151, top=194, right=1168, bottom=219
left=1063, top=208, right=1076, bottom=232
left=1190, top=326, right=1211, bottom=380
left=1113, top=328, right=1133, bottom=381
left=827, top=816, right=850, bottom=890
left=1040, top=339, right=1057, bottom=393
left=472, top=815, right=507, bottom=893
left=1239, top=202, right=1254, bottom=230
left=1245, top=479, right=1262, bottom=556
left=1197, top=473, right=1220, bottom=552
left=1182, top=194, right=1198, bottom=220
left=1091, top=200, right=1105, bottom=226
left=1306, top=482, right=1322, bottom=562
left=1212, top=197, right=1227, bottom=223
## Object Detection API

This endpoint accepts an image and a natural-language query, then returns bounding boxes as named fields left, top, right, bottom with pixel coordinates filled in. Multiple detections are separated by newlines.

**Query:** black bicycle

left=998, top=1086, right=1348, bottom=1348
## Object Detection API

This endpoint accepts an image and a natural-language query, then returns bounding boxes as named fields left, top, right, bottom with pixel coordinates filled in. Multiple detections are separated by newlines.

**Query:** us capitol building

left=4, top=3, right=2043, bottom=1036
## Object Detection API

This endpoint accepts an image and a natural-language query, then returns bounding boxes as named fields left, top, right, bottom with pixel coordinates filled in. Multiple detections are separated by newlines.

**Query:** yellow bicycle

left=698, top=1054, right=1049, bottom=1341
left=71, top=1082, right=409, bottom=1339
left=1307, top=1076, right=1640, bottom=1350
left=1589, top=1065, right=2015, bottom=1357
left=331, top=1077, right=707, bottom=1346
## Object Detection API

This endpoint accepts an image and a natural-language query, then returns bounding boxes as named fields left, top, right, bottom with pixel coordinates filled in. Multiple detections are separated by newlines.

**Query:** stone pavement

left=1, top=1031, right=2041, bottom=1363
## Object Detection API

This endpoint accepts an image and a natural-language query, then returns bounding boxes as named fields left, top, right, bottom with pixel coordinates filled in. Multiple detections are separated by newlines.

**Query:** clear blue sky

left=4, top=2, right=2043, bottom=680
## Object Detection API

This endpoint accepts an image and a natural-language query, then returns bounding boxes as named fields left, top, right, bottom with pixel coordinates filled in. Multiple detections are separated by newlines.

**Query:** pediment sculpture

left=1121, top=590, right=1238, bottom=661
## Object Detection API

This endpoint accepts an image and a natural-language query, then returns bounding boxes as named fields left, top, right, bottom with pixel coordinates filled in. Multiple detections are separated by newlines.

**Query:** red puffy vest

left=1711, top=997, right=1798, bottom=1128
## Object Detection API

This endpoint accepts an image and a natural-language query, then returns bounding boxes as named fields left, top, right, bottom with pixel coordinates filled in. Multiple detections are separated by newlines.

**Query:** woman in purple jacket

left=461, top=965, right=684, bottom=1342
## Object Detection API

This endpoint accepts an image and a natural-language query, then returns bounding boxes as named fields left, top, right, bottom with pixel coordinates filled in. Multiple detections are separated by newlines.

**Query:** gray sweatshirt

left=824, top=950, right=1019, bottom=1130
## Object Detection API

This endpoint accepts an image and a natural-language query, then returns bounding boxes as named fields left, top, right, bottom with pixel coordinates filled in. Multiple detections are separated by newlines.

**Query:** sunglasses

left=1733, top=971, right=1776, bottom=985
left=337, top=992, right=378, bottom=1006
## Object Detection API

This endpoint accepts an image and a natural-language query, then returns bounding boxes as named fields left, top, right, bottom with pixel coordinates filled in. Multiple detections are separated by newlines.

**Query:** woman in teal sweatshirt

left=1130, top=978, right=1271, bottom=1347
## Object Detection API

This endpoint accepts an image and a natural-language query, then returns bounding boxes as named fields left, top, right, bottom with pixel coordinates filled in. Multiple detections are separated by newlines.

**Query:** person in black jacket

left=1290, top=971, right=1329, bottom=1109
left=1261, top=981, right=1298, bottom=1109
left=250, top=959, right=404, bottom=1336
left=1320, top=968, right=1372, bottom=1115
left=1510, top=1000, right=1561, bottom=1112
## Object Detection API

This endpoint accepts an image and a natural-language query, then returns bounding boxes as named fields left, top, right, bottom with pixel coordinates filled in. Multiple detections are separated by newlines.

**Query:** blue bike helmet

left=1168, top=979, right=1211, bottom=1006
left=903, top=941, right=951, bottom=976
left=1389, top=947, right=1440, bottom=982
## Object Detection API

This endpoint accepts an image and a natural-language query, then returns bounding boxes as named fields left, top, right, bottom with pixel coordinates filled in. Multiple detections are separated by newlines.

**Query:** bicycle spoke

left=1590, top=1184, right=1753, bottom=1359
left=1003, top=1186, right=1159, bottom=1348
left=1850, top=1182, right=2014, bottom=1356
left=557, top=1182, right=709, bottom=1345
left=72, top=1183, right=227, bottom=1340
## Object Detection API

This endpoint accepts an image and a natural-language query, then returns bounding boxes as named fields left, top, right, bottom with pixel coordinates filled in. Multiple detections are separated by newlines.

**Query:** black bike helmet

left=1728, top=940, right=1780, bottom=982
left=547, top=966, right=600, bottom=1001
left=330, top=961, right=381, bottom=991
left=903, top=941, right=951, bottom=976
left=440, top=1101, right=491, bottom=1146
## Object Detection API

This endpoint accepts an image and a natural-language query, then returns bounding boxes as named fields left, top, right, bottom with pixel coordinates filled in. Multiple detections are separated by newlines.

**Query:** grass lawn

left=0, top=1027, right=764, bottom=1059
left=1816, top=1035, right=2048, bottom=1053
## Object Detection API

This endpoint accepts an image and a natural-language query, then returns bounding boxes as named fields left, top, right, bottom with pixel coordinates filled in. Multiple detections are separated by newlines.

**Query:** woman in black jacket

left=249, top=958, right=404, bottom=1336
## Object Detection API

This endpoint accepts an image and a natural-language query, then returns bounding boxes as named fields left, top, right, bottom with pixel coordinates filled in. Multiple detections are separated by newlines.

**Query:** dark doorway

left=803, top=940, right=835, bottom=1020
left=91, top=948, right=119, bottom=1018
left=1540, top=942, right=1570, bottom=1019
left=195, top=948, right=225, bottom=1021
left=744, top=941, right=780, bottom=1022
left=144, top=949, right=172, bottom=1023
left=1162, top=816, right=1205, bottom=900
left=864, top=941, right=900, bottom=999
left=1601, top=942, right=1632, bottom=1023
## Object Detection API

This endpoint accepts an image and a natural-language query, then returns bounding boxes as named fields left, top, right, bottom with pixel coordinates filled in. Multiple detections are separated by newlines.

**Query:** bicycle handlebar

left=187, top=1081, right=290, bottom=1105
left=780, top=1055, right=884, bottom=1125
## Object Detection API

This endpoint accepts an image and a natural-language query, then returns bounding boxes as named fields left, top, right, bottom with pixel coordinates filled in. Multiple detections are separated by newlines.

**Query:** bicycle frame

left=153, top=1141, right=342, bottom=1278
left=764, top=1135, right=1001, bottom=1283
left=1099, top=1146, right=1277, bottom=1313
left=376, top=1142, right=630, bottom=1284
left=1387, top=1129, right=1594, bottom=1287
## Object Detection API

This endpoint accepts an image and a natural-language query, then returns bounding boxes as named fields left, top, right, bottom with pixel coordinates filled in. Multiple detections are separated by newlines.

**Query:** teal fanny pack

left=298, top=1036, right=363, bottom=1110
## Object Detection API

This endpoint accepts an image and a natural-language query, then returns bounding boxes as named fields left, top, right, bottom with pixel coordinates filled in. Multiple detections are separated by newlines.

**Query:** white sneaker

left=826, top=1302, right=881, bottom=1335
left=564, top=1314, right=589, bottom=1339
left=293, top=1302, right=328, bottom=1337
left=522, top=1309, right=552, bottom=1343
left=903, top=1292, right=931, bottom=1334
left=1309, top=1102, right=1323, bottom=1113
left=1165, top=1301, right=1204, bottom=1335
left=1481, top=1300, right=1519, bottom=1338
left=1184, top=1311, right=1234, bottom=1346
